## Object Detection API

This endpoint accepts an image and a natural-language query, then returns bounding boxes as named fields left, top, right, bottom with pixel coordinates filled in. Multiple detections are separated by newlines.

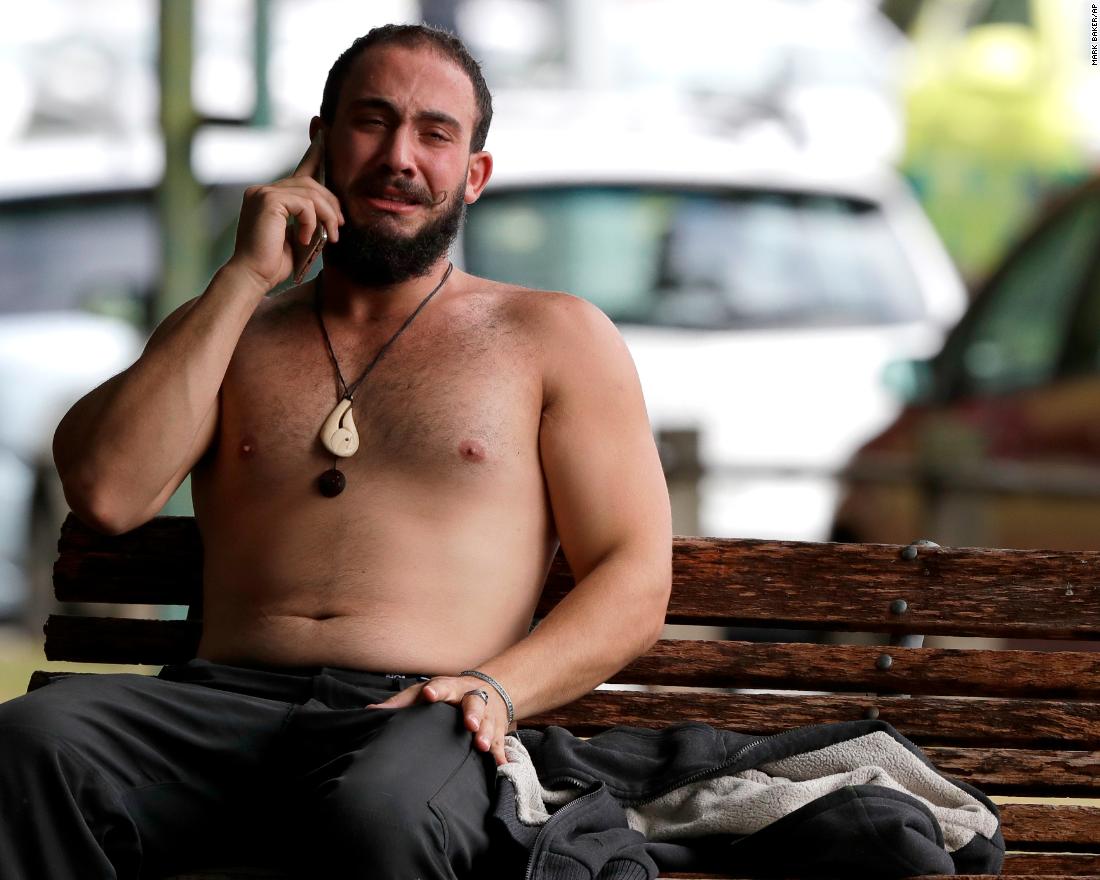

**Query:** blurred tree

left=157, top=0, right=205, bottom=326
left=156, top=0, right=206, bottom=518
left=880, top=0, right=928, bottom=33
left=900, top=0, right=1091, bottom=283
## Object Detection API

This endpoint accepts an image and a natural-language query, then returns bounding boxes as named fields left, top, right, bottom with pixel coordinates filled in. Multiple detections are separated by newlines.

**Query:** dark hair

left=320, top=24, right=493, bottom=152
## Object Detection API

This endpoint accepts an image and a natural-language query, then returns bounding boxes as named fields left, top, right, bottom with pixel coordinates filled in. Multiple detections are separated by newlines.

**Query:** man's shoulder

left=468, top=281, right=633, bottom=404
left=466, top=277, right=611, bottom=336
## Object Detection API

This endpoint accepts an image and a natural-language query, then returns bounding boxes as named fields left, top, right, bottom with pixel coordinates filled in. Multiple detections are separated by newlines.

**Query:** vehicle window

left=1057, top=196, right=1100, bottom=376
left=964, top=0, right=1031, bottom=29
left=945, top=195, right=1100, bottom=397
left=0, top=194, right=159, bottom=317
left=463, top=186, right=925, bottom=329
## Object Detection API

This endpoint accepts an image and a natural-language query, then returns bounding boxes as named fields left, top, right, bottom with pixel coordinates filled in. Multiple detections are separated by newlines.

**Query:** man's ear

left=308, top=116, right=323, bottom=141
left=464, top=151, right=493, bottom=205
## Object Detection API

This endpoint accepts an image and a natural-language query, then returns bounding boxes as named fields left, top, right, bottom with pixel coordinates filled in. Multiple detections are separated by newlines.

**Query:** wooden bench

left=32, top=513, right=1100, bottom=879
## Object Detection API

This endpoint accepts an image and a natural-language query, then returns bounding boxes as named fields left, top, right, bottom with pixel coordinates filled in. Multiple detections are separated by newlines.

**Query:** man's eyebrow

left=419, top=109, right=464, bottom=131
left=347, top=98, right=464, bottom=132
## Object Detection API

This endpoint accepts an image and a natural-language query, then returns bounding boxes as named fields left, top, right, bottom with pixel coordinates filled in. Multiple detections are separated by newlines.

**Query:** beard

left=322, top=175, right=466, bottom=286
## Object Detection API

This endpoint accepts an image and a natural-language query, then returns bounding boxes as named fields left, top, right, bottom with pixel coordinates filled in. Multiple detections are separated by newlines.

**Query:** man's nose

left=379, top=126, right=416, bottom=176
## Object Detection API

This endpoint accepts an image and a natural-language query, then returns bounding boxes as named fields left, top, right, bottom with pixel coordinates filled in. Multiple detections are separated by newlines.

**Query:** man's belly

left=193, top=485, right=556, bottom=672
left=196, top=607, right=536, bottom=674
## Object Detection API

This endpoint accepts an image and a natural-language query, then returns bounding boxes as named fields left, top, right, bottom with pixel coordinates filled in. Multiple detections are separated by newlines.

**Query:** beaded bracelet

left=459, top=669, right=514, bottom=724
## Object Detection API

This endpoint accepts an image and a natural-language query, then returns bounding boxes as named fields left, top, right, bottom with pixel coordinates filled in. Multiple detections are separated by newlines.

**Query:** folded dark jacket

left=490, top=719, right=1004, bottom=880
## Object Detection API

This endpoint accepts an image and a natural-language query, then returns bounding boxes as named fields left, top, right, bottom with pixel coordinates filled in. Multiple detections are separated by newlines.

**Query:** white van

left=462, top=119, right=966, bottom=539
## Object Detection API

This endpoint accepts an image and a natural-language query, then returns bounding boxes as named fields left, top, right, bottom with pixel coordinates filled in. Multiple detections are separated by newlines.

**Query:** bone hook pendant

left=320, top=398, right=359, bottom=457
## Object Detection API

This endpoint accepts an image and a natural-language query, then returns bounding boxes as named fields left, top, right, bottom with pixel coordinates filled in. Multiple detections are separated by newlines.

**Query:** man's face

left=319, top=44, right=491, bottom=285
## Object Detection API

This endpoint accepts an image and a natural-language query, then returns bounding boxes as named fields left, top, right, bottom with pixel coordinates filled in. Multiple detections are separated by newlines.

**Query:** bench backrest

left=42, top=514, right=1100, bottom=877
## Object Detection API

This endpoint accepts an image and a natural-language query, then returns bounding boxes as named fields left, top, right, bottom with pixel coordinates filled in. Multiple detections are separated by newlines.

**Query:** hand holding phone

left=290, top=130, right=329, bottom=284
left=227, top=128, right=342, bottom=293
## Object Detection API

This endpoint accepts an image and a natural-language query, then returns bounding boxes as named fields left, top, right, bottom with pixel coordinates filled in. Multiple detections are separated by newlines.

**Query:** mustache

left=350, top=177, right=448, bottom=207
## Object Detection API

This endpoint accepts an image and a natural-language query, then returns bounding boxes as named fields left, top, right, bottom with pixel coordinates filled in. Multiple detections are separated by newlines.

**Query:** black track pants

left=0, top=659, right=498, bottom=879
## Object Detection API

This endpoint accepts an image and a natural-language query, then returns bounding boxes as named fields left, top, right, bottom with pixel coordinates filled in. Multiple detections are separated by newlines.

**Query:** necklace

left=313, top=262, right=454, bottom=497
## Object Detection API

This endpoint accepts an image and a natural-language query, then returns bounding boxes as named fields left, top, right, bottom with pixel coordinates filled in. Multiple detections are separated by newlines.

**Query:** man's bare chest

left=214, top=298, right=542, bottom=485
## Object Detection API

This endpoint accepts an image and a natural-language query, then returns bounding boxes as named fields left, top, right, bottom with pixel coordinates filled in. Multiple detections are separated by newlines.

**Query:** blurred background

left=1, top=0, right=1099, bottom=696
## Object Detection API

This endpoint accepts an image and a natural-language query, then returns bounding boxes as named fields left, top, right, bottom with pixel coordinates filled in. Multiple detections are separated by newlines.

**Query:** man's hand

left=367, top=675, right=511, bottom=766
left=227, top=132, right=344, bottom=292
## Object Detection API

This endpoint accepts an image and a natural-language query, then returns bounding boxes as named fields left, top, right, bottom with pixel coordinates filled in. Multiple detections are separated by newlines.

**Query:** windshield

left=463, top=186, right=925, bottom=329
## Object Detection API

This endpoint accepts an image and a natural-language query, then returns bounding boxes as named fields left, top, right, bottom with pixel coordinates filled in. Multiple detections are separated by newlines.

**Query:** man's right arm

left=52, top=265, right=268, bottom=535
left=53, top=133, right=342, bottom=535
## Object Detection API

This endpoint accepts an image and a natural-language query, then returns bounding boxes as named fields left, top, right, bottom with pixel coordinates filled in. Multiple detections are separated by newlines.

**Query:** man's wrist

left=218, top=258, right=276, bottom=300
left=460, top=669, right=514, bottom=724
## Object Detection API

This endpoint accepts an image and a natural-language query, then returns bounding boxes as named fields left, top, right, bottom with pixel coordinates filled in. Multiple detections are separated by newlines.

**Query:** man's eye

left=426, top=131, right=449, bottom=142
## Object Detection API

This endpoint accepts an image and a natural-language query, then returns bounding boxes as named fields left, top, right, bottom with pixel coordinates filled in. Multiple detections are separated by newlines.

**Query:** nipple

left=239, top=437, right=257, bottom=458
left=458, top=439, right=486, bottom=462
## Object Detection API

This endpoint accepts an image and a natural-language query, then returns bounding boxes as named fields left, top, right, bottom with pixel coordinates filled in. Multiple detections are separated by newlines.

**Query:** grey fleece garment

left=501, top=730, right=997, bottom=853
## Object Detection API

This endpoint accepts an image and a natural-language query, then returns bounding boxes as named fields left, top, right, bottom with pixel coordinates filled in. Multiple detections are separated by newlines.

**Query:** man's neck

left=318, top=258, right=455, bottom=324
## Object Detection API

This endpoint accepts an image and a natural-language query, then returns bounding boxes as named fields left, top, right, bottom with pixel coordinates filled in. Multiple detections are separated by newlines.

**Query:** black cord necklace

left=313, top=262, right=454, bottom=497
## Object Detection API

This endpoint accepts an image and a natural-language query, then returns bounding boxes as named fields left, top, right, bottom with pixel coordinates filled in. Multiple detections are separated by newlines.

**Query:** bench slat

left=44, top=615, right=200, bottom=665
left=1000, top=852, right=1100, bottom=874
left=925, top=747, right=1100, bottom=796
left=613, top=640, right=1100, bottom=699
left=627, top=535, right=1100, bottom=636
left=42, top=616, right=1100, bottom=701
left=57, top=516, right=1100, bottom=638
left=529, top=691, right=1100, bottom=748
left=1001, top=804, right=1100, bottom=848
left=55, top=515, right=202, bottom=603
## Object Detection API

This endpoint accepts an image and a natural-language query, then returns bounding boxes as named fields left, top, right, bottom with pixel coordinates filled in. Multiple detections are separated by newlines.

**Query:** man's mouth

left=360, top=186, right=430, bottom=214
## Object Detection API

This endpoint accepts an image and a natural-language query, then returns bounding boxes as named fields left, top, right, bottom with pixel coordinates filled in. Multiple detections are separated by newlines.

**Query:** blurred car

left=461, top=117, right=967, bottom=540
left=0, top=186, right=152, bottom=622
left=0, top=313, right=142, bottom=618
left=0, top=128, right=303, bottom=625
left=832, top=175, right=1100, bottom=549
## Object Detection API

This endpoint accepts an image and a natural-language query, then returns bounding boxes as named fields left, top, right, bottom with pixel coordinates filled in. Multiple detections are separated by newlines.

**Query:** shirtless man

left=0, top=23, right=671, bottom=880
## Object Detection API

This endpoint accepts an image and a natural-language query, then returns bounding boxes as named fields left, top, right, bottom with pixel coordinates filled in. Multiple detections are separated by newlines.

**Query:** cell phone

left=291, top=130, right=329, bottom=284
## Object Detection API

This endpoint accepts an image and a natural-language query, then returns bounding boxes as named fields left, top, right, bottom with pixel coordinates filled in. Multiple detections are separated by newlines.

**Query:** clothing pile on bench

left=494, top=719, right=1004, bottom=879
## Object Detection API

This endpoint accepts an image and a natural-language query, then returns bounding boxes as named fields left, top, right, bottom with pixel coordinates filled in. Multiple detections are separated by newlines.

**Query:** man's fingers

left=367, top=682, right=425, bottom=709
left=243, top=184, right=338, bottom=250
left=420, top=677, right=465, bottom=703
left=419, top=678, right=497, bottom=736
left=371, top=676, right=508, bottom=765
left=474, top=714, right=495, bottom=753
left=291, top=177, right=345, bottom=230
left=293, top=132, right=324, bottom=178
left=421, top=680, right=450, bottom=702
left=285, top=130, right=343, bottom=244
left=476, top=718, right=509, bottom=765
left=461, top=688, right=491, bottom=733
left=282, top=189, right=340, bottom=246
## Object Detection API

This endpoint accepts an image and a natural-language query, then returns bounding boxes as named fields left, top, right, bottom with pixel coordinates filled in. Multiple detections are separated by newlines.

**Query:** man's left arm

left=374, top=294, right=673, bottom=762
